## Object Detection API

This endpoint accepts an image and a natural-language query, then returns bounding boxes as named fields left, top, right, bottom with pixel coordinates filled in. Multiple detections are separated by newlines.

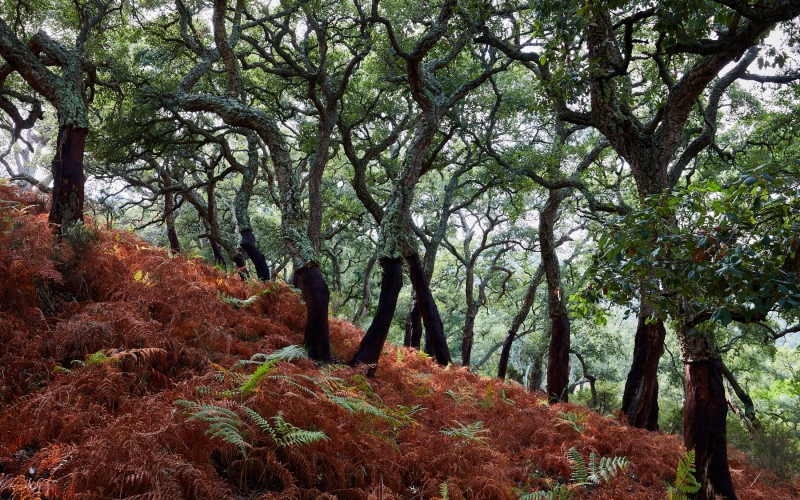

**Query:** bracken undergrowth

left=0, top=185, right=797, bottom=499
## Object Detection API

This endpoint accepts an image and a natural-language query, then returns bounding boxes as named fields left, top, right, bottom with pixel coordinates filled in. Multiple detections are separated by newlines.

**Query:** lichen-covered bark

left=0, top=20, right=90, bottom=227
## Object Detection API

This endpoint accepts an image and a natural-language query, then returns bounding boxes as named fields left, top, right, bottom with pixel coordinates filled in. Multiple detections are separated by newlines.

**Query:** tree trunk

left=353, top=253, right=377, bottom=328
left=240, top=229, right=270, bottom=280
left=350, top=258, right=404, bottom=374
left=164, top=191, right=181, bottom=254
left=721, top=362, right=760, bottom=434
left=540, top=189, right=570, bottom=403
left=294, top=265, right=332, bottom=363
left=498, top=265, right=544, bottom=380
left=403, top=298, right=422, bottom=348
left=406, top=253, right=451, bottom=366
left=529, top=353, right=544, bottom=392
left=546, top=314, right=570, bottom=403
left=167, top=226, right=181, bottom=254
left=462, top=313, right=476, bottom=367
left=684, top=359, right=737, bottom=500
left=49, top=127, right=87, bottom=228
left=497, top=331, right=514, bottom=380
left=209, top=237, right=228, bottom=268
left=233, top=249, right=248, bottom=280
left=622, top=315, right=666, bottom=430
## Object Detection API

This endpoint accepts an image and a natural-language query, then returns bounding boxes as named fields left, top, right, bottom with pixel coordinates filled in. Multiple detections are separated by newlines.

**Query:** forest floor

left=0, top=184, right=797, bottom=499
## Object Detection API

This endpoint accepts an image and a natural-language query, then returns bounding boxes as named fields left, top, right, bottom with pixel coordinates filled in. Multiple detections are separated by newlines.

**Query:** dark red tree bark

left=546, top=314, right=570, bottom=403
left=240, top=229, right=270, bottom=281
left=621, top=317, right=666, bottom=430
left=294, top=265, right=333, bottom=363
left=49, top=127, right=87, bottom=228
left=684, top=359, right=737, bottom=500
left=406, top=253, right=451, bottom=366
left=350, top=258, right=404, bottom=374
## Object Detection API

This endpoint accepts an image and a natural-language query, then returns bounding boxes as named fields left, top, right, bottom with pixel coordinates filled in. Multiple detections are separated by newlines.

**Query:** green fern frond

left=217, top=291, right=259, bottom=309
left=439, top=481, right=449, bottom=500
left=668, top=450, right=700, bottom=499
left=72, top=350, right=117, bottom=368
left=240, top=360, right=280, bottom=397
left=231, top=345, right=309, bottom=371
left=237, top=345, right=309, bottom=396
left=568, top=448, right=589, bottom=485
left=270, top=412, right=329, bottom=447
left=518, top=484, right=573, bottom=500
left=568, top=448, right=628, bottom=486
left=555, top=411, right=585, bottom=433
left=243, top=407, right=328, bottom=448
left=175, top=400, right=248, bottom=457
left=440, top=420, right=489, bottom=442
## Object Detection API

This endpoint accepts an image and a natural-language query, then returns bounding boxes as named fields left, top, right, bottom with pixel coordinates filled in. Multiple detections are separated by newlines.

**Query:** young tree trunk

left=546, top=314, right=570, bottom=403
left=49, top=127, right=87, bottom=228
left=350, top=257, right=404, bottom=373
left=240, top=229, right=270, bottom=280
left=406, top=253, right=451, bottom=366
left=621, top=314, right=666, bottom=430
left=498, top=265, right=544, bottom=379
left=294, top=265, right=333, bottom=363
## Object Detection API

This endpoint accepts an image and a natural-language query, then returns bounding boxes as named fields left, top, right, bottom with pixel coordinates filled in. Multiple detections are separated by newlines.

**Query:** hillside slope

left=0, top=184, right=796, bottom=500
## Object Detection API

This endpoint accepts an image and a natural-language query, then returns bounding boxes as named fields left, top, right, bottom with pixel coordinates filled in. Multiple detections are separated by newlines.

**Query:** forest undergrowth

left=0, top=184, right=796, bottom=499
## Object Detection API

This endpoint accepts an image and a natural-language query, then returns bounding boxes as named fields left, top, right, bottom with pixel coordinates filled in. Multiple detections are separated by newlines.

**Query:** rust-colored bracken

left=0, top=185, right=796, bottom=499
